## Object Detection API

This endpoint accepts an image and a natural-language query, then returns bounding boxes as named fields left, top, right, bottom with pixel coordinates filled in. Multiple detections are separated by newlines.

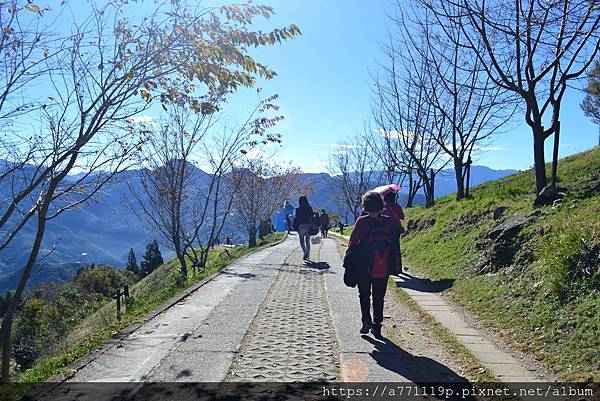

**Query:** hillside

left=401, top=147, right=600, bottom=381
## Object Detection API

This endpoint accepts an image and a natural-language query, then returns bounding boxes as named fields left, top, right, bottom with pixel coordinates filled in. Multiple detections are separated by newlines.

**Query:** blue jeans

left=298, top=223, right=312, bottom=256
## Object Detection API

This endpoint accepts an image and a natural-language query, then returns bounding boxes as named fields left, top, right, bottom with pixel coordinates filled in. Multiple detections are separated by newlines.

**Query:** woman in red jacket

left=347, top=192, right=399, bottom=338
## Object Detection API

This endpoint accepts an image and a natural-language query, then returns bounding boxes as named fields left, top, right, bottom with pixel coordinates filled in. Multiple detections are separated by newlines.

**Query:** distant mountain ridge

left=0, top=162, right=516, bottom=293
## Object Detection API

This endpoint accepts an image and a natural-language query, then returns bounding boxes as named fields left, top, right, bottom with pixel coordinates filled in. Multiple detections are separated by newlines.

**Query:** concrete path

left=391, top=272, right=540, bottom=382
left=34, top=237, right=298, bottom=400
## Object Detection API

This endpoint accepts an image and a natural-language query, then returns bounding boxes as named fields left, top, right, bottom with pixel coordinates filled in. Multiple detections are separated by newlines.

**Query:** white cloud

left=309, top=160, right=328, bottom=173
left=379, top=128, right=412, bottom=140
left=127, top=115, right=156, bottom=125
left=312, top=143, right=363, bottom=149
left=472, top=145, right=507, bottom=151
left=244, top=148, right=265, bottom=159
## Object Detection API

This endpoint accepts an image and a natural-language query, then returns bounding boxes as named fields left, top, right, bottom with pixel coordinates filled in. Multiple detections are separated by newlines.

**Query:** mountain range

left=0, top=163, right=516, bottom=293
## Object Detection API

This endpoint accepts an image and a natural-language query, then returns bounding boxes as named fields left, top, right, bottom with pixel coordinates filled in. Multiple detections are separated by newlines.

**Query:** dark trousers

left=320, top=225, right=328, bottom=237
left=357, top=276, right=388, bottom=328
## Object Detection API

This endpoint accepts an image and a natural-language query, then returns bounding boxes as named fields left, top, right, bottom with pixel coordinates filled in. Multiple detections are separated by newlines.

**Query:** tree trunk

left=533, top=128, right=548, bottom=195
left=406, top=173, right=415, bottom=208
left=551, top=121, right=560, bottom=187
left=465, top=161, right=472, bottom=198
left=248, top=228, right=257, bottom=248
left=424, top=169, right=436, bottom=208
left=1, top=205, right=49, bottom=381
left=173, top=233, right=187, bottom=280
left=176, top=250, right=187, bottom=280
left=454, top=159, right=465, bottom=201
left=423, top=175, right=433, bottom=208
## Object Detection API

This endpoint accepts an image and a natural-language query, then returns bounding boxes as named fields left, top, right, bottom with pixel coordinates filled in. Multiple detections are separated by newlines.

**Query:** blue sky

left=214, top=0, right=599, bottom=173
left=52, top=0, right=599, bottom=174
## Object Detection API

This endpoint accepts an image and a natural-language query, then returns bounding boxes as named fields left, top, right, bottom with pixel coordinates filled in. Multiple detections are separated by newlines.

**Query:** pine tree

left=581, top=60, right=600, bottom=128
left=140, top=240, right=164, bottom=277
left=126, top=248, right=139, bottom=275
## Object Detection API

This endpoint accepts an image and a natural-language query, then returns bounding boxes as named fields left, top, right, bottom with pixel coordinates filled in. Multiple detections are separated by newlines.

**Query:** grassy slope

left=15, top=233, right=285, bottom=383
left=401, top=148, right=600, bottom=381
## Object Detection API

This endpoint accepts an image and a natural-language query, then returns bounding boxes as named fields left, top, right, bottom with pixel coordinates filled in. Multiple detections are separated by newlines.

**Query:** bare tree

left=422, top=0, right=600, bottom=197
left=127, top=107, right=213, bottom=280
left=372, top=30, right=448, bottom=207
left=128, top=96, right=283, bottom=278
left=0, top=0, right=300, bottom=381
left=392, top=2, right=516, bottom=200
left=230, top=156, right=300, bottom=247
left=327, top=130, right=383, bottom=220
left=371, top=96, right=423, bottom=207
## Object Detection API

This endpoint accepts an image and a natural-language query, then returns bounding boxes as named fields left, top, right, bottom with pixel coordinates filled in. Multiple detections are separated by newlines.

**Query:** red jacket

left=382, top=203, right=404, bottom=229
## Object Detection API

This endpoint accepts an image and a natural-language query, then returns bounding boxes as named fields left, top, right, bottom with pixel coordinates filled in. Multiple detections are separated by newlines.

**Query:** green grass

left=401, top=147, right=600, bottom=381
left=330, top=224, right=353, bottom=238
left=12, top=233, right=286, bottom=384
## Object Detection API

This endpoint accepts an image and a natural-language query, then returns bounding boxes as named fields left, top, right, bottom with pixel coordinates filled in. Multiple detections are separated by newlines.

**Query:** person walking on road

left=294, top=196, right=314, bottom=260
left=319, top=210, right=330, bottom=238
left=382, top=191, right=404, bottom=273
left=382, top=191, right=404, bottom=230
left=338, top=221, right=345, bottom=235
left=347, top=191, right=400, bottom=338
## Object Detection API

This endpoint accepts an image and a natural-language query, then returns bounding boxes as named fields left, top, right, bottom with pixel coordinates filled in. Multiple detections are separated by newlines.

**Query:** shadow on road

left=303, top=261, right=331, bottom=270
left=394, top=271, right=454, bottom=293
left=219, top=271, right=257, bottom=279
left=362, top=335, right=475, bottom=400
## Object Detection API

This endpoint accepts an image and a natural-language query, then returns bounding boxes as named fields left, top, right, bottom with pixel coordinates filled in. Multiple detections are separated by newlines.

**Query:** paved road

left=30, top=234, right=541, bottom=401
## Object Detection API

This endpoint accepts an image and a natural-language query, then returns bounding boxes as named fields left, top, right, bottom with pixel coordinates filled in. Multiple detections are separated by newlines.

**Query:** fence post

left=465, top=156, right=472, bottom=197
left=114, top=290, right=121, bottom=321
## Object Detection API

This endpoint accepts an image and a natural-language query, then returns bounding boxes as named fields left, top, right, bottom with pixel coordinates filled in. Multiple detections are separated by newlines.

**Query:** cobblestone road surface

left=229, top=243, right=339, bottom=381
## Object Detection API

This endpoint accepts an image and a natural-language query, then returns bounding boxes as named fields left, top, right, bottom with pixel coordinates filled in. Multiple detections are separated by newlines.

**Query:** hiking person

left=382, top=191, right=404, bottom=273
left=338, top=221, right=345, bottom=235
left=382, top=191, right=404, bottom=229
left=294, top=196, right=314, bottom=260
left=347, top=191, right=400, bottom=338
left=319, top=210, right=330, bottom=238
left=285, top=214, right=292, bottom=233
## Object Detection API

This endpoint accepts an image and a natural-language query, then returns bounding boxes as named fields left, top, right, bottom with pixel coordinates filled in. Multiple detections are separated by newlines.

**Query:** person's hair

left=362, top=191, right=384, bottom=213
left=383, top=191, right=396, bottom=205
left=298, top=196, right=309, bottom=207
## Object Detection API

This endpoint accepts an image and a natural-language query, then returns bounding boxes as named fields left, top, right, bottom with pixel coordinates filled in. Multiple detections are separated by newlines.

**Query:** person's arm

left=347, top=218, right=365, bottom=249
left=397, top=205, right=405, bottom=220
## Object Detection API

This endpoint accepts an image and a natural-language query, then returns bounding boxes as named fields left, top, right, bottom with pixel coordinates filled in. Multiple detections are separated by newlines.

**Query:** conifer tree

left=126, top=248, right=139, bottom=275
left=140, top=240, right=164, bottom=277
left=581, top=60, right=600, bottom=128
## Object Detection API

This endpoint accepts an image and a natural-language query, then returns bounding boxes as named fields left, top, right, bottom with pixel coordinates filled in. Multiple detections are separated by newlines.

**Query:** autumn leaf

left=24, top=4, right=42, bottom=15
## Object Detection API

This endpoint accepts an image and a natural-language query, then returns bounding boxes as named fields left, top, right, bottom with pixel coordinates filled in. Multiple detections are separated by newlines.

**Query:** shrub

left=74, top=265, right=135, bottom=298
left=13, top=298, right=52, bottom=370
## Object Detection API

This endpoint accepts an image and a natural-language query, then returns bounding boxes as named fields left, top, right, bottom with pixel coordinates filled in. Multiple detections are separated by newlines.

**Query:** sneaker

left=371, top=325, right=383, bottom=338
left=359, top=322, right=371, bottom=334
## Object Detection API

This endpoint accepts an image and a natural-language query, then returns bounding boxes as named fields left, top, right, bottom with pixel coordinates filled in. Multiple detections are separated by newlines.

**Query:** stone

left=488, top=214, right=530, bottom=241
left=529, top=210, right=543, bottom=218
left=493, top=206, right=509, bottom=220
left=534, top=185, right=562, bottom=206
